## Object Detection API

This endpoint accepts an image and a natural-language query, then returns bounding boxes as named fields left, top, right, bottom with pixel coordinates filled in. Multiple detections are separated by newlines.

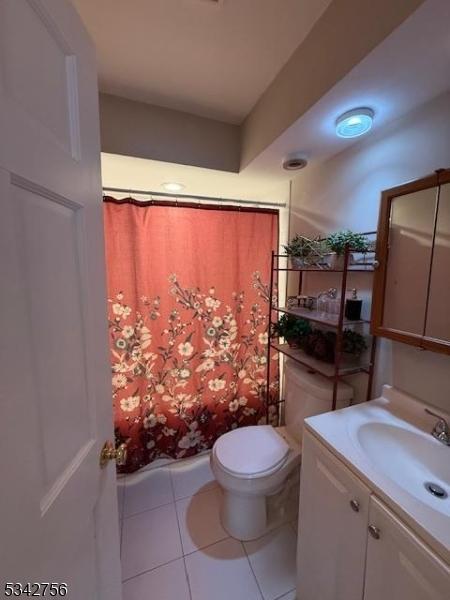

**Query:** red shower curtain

left=103, top=198, right=279, bottom=473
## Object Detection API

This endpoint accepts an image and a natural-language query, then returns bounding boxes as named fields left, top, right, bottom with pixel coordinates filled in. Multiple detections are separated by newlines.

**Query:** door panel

left=1, top=0, right=76, bottom=154
left=0, top=1, right=121, bottom=597
left=13, top=180, right=93, bottom=490
left=0, top=0, right=95, bottom=196
left=364, top=497, right=450, bottom=600
left=297, top=432, right=370, bottom=600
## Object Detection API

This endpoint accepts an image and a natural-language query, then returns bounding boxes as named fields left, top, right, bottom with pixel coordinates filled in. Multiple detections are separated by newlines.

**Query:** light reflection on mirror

left=425, top=183, right=450, bottom=342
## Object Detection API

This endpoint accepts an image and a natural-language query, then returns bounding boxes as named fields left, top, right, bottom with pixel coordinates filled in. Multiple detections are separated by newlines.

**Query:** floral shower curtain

left=103, top=198, right=279, bottom=473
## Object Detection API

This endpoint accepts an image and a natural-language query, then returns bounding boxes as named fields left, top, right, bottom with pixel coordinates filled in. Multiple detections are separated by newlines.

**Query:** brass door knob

left=100, top=441, right=127, bottom=469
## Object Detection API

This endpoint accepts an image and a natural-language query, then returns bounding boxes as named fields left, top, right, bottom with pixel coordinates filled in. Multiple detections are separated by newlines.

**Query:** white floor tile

left=122, top=559, right=190, bottom=600
left=170, top=453, right=217, bottom=499
left=121, top=504, right=183, bottom=581
left=124, top=468, right=174, bottom=517
left=185, top=538, right=262, bottom=600
left=244, top=524, right=297, bottom=600
left=175, top=487, right=227, bottom=554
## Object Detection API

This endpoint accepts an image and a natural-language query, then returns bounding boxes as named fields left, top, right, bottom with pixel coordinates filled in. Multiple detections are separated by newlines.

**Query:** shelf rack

left=266, top=234, right=378, bottom=419
left=272, top=305, right=370, bottom=327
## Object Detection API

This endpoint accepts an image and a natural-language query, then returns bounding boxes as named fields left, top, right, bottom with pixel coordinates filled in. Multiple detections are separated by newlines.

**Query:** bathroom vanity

left=296, top=386, right=450, bottom=600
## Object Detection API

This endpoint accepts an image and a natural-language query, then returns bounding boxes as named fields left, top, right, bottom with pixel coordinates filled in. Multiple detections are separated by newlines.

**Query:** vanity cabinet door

left=297, top=431, right=370, bottom=600
left=364, top=496, right=450, bottom=600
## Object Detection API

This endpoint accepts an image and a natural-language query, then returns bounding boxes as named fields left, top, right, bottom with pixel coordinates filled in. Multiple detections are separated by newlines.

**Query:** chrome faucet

left=425, top=408, right=450, bottom=446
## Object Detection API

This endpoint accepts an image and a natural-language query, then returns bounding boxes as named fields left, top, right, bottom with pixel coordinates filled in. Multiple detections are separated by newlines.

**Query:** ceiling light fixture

left=282, top=155, right=308, bottom=171
left=162, top=182, right=185, bottom=193
left=335, top=107, right=374, bottom=138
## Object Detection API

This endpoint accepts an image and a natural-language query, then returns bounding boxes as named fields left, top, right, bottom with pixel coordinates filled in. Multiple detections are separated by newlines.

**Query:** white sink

left=355, top=422, right=450, bottom=515
left=304, top=385, right=450, bottom=561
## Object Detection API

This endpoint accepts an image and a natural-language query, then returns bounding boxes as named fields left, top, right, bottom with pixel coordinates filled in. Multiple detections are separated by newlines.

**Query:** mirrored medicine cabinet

left=372, top=168, right=450, bottom=355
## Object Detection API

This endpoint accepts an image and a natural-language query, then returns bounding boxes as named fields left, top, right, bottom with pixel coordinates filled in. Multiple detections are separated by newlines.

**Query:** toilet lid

left=214, top=425, right=290, bottom=476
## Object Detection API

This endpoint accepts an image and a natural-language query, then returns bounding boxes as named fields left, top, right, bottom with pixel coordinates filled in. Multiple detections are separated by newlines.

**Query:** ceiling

left=246, top=0, right=450, bottom=179
left=102, top=0, right=450, bottom=203
left=79, top=0, right=450, bottom=208
left=100, top=0, right=450, bottom=206
left=72, top=0, right=331, bottom=124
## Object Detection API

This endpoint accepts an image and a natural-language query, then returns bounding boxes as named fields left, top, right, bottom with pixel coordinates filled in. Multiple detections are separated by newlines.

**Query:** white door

left=0, top=1, right=121, bottom=598
left=297, top=431, right=370, bottom=600
left=364, top=497, right=450, bottom=600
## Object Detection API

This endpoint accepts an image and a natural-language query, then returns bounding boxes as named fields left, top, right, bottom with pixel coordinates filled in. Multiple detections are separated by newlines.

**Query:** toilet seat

left=213, top=425, right=290, bottom=479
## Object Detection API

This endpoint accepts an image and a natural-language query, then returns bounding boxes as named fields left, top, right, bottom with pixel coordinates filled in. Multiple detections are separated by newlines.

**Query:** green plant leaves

left=326, top=230, right=369, bottom=255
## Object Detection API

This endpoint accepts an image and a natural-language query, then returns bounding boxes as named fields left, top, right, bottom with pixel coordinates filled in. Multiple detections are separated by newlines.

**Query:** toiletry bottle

left=326, top=288, right=339, bottom=315
left=317, top=291, right=329, bottom=316
left=345, top=288, right=362, bottom=320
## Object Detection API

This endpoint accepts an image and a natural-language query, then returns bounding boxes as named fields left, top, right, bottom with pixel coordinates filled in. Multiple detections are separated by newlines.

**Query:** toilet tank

left=284, top=360, right=353, bottom=444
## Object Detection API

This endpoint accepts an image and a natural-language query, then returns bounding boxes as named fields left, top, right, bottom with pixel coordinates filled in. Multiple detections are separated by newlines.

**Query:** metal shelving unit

left=266, top=236, right=378, bottom=420
left=272, top=305, right=370, bottom=328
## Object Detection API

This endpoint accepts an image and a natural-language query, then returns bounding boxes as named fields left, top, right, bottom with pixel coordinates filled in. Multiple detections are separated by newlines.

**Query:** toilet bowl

left=211, top=361, right=353, bottom=540
left=211, top=424, right=301, bottom=540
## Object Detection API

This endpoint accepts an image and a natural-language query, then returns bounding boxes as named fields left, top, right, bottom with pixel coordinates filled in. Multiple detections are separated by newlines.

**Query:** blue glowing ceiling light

left=335, top=107, right=374, bottom=138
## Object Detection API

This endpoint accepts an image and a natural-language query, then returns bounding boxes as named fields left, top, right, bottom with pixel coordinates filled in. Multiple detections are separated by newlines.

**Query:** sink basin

left=304, top=385, right=450, bottom=559
left=356, top=422, right=450, bottom=513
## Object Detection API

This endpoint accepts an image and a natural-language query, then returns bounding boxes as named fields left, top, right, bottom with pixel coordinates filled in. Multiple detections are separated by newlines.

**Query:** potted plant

left=283, top=234, right=324, bottom=269
left=304, top=329, right=336, bottom=362
left=304, top=328, right=367, bottom=363
left=271, top=314, right=312, bottom=348
left=342, top=329, right=368, bottom=357
left=325, top=230, right=370, bottom=270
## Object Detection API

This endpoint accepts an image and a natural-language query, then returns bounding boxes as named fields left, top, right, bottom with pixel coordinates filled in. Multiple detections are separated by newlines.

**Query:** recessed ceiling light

left=335, top=108, right=374, bottom=138
left=162, top=182, right=185, bottom=192
left=282, top=155, right=308, bottom=171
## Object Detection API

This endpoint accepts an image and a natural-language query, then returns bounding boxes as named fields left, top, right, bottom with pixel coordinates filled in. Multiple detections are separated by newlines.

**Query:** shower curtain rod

left=102, top=186, right=286, bottom=209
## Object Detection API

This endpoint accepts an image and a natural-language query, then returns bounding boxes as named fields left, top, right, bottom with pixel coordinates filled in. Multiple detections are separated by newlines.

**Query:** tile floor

left=118, top=452, right=298, bottom=600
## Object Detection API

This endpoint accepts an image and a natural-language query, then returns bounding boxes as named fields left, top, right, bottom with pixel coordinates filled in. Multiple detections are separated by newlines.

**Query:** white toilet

left=211, top=360, right=353, bottom=540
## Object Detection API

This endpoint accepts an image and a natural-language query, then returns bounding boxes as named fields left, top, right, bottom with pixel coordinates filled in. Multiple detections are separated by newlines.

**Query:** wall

left=289, top=91, right=450, bottom=411
left=99, top=93, right=240, bottom=172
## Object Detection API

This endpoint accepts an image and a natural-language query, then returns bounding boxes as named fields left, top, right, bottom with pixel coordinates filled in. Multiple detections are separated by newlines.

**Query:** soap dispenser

left=345, top=288, right=362, bottom=321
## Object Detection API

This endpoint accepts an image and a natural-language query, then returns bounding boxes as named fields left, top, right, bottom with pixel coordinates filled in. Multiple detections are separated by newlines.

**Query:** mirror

left=382, top=187, right=436, bottom=335
left=372, top=169, right=450, bottom=355
left=425, top=182, right=450, bottom=342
